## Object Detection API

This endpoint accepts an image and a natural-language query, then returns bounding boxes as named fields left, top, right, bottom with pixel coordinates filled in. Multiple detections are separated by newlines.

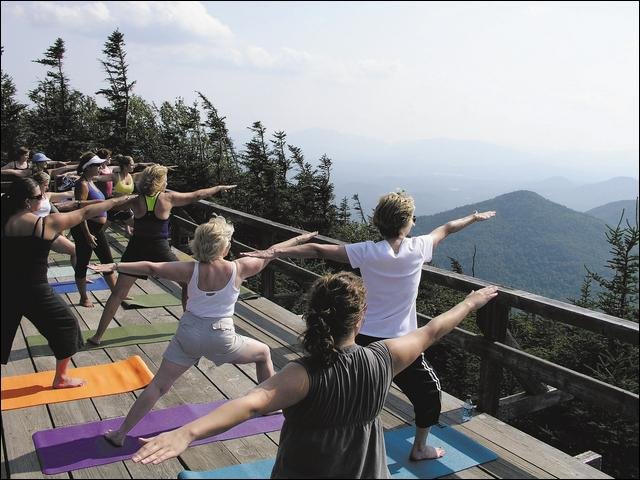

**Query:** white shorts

left=163, top=312, right=248, bottom=367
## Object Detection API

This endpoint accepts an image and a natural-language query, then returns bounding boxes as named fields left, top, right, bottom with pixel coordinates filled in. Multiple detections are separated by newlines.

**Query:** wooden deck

left=1, top=229, right=611, bottom=479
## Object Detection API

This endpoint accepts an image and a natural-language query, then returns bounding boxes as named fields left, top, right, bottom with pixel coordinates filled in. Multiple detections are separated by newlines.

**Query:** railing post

left=476, top=301, right=510, bottom=415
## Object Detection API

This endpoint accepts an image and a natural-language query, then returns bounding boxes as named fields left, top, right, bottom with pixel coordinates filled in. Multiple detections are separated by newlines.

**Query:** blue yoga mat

left=178, top=424, right=497, bottom=479
left=50, top=276, right=109, bottom=294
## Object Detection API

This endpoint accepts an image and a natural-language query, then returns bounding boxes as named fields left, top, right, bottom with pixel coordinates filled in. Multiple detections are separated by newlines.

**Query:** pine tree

left=586, top=204, right=639, bottom=321
left=96, top=29, right=136, bottom=152
left=1, top=46, right=27, bottom=162
left=197, top=91, right=239, bottom=184
left=27, top=38, right=85, bottom=159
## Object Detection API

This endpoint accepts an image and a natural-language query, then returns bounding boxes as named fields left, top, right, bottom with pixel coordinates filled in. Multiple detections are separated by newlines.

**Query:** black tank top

left=133, top=194, right=170, bottom=239
left=2, top=216, right=57, bottom=285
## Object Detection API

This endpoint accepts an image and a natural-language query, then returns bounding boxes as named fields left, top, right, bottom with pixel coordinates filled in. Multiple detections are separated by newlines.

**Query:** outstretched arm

left=90, top=261, right=194, bottom=284
left=429, top=211, right=496, bottom=249
left=168, top=185, right=237, bottom=207
left=384, top=286, right=498, bottom=376
left=1, top=168, right=31, bottom=178
left=236, top=231, right=318, bottom=280
left=47, top=195, right=137, bottom=233
left=132, top=362, right=309, bottom=465
left=241, top=242, right=349, bottom=264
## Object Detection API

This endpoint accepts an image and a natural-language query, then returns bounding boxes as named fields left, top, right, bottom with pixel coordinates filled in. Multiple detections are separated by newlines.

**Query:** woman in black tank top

left=1, top=178, right=136, bottom=387
left=87, top=164, right=237, bottom=346
left=130, top=272, right=498, bottom=478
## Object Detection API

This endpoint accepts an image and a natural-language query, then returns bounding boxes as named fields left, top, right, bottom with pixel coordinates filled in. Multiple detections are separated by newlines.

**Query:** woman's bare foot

left=52, top=376, right=86, bottom=389
left=104, top=429, right=125, bottom=447
left=79, top=297, right=94, bottom=308
left=409, top=445, right=446, bottom=461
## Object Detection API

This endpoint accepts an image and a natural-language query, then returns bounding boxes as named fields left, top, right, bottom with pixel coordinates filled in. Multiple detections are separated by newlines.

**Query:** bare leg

left=52, top=357, right=85, bottom=389
left=76, top=277, right=93, bottom=308
left=103, top=272, right=117, bottom=291
left=51, top=235, right=76, bottom=269
left=104, top=359, right=189, bottom=446
left=231, top=338, right=275, bottom=383
left=409, top=426, right=446, bottom=461
left=87, top=274, right=137, bottom=345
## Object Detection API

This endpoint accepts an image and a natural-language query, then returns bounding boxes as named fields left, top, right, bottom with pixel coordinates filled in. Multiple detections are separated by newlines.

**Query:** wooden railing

left=178, top=199, right=636, bottom=422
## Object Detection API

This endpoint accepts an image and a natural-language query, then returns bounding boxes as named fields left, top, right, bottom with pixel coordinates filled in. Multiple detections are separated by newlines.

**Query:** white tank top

left=186, top=261, right=240, bottom=318
left=34, top=197, right=52, bottom=218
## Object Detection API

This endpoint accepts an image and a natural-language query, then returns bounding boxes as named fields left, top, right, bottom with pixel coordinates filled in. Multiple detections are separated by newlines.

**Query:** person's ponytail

left=300, top=272, right=366, bottom=371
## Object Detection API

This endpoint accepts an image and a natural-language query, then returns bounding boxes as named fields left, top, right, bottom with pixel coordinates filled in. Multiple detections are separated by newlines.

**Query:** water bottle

left=462, top=396, right=474, bottom=422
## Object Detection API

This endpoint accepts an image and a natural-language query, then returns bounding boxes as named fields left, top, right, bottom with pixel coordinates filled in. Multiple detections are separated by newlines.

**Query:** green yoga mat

left=26, top=323, right=178, bottom=356
left=123, top=293, right=182, bottom=308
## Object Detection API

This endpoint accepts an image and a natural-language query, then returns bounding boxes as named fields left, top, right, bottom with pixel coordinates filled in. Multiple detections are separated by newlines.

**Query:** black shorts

left=120, top=237, right=178, bottom=279
left=1, top=283, right=84, bottom=364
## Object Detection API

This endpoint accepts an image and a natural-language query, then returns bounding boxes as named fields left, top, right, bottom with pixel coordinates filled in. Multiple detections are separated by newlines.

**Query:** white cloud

left=27, top=1, right=111, bottom=29
left=9, top=1, right=400, bottom=82
left=18, top=1, right=233, bottom=42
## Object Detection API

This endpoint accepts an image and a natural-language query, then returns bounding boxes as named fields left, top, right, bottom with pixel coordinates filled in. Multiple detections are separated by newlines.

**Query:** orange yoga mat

left=1, top=355, right=154, bottom=411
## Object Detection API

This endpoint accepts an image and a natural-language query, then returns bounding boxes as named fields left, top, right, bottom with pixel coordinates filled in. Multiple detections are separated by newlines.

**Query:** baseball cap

left=32, top=152, right=52, bottom=163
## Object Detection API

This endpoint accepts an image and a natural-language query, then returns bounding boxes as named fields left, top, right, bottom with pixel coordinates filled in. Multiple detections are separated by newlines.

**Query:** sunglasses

left=29, top=193, right=45, bottom=200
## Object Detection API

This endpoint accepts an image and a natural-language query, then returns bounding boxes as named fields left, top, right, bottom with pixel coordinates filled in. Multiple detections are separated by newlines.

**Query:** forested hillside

left=413, top=190, right=612, bottom=301
left=586, top=199, right=637, bottom=227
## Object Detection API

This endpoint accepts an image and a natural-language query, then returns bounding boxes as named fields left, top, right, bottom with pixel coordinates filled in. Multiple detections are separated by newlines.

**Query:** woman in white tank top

left=89, top=216, right=316, bottom=447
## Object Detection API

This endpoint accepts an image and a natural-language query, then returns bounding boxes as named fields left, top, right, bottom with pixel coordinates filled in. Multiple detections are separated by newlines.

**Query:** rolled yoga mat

left=26, top=323, right=179, bottom=357
left=32, top=399, right=285, bottom=474
left=177, top=424, right=498, bottom=479
left=1, top=355, right=154, bottom=411
left=50, top=276, right=109, bottom=294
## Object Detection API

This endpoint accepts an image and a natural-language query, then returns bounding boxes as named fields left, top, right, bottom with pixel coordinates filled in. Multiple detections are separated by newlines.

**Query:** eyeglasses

left=29, top=193, right=44, bottom=200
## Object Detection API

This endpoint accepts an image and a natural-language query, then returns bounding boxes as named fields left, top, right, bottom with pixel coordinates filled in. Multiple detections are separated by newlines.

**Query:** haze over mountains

left=250, top=128, right=638, bottom=215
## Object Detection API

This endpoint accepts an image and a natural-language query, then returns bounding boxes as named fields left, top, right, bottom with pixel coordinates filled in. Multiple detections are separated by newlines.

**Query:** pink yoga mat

left=32, top=399, right=284, bottom=474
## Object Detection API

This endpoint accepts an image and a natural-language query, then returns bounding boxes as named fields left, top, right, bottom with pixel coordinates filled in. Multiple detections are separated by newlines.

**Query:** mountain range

left=267, top=129, right=639, bottom=215
left=412, top=190, right=614, bottom=301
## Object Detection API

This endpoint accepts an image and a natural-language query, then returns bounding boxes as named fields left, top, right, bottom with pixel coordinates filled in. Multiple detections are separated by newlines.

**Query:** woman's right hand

left=464, top=286, right=499, bottom=311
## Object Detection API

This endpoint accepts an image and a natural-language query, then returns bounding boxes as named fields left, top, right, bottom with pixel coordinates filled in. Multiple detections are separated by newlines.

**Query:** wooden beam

left=574, top=451, right=603, bottom=470
left=438, top=326, right=639, bottom=421
left=498, top=387, right=573, bottom=421
left=476, top=302, right=509, bottom=415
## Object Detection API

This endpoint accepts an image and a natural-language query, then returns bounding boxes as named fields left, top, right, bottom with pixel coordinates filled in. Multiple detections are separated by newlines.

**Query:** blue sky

left=1, top=1, right=638, bottom=155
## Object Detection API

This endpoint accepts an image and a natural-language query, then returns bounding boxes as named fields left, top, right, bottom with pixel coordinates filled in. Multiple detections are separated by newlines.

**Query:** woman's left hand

left=132, top=429, right=192, bottom=465
left=89, top=263, right=115, bottom=273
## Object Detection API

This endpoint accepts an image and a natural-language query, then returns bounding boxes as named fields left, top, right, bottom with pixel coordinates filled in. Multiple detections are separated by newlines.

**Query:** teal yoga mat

left=177, top=424, right=498, bottom=478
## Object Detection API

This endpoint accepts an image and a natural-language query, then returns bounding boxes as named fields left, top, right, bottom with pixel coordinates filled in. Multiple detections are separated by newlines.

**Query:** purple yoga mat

left=32, top=399, right=284, bottom=474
